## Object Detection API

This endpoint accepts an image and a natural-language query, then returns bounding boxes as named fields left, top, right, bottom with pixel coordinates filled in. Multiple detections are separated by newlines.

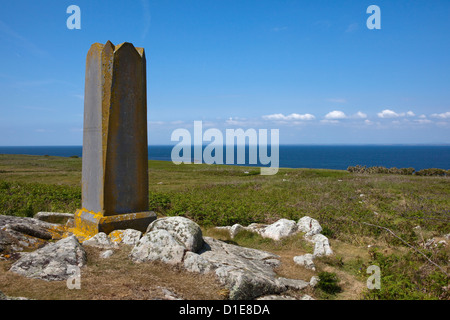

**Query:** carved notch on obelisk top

left=74, top=41, right=156, bottom=237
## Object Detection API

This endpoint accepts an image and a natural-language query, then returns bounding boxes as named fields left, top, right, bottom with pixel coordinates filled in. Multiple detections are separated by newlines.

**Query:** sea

left=0, top=145, right=449, bottom=170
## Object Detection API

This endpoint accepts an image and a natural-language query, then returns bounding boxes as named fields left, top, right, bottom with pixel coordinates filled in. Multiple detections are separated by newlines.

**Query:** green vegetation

left=0, top=154, right=449, bottom=299
left=348, top=165, right=450, bottom=176
left=362, top=248, right=449, bottom=300
left=317, top=271, right=342, bottom=296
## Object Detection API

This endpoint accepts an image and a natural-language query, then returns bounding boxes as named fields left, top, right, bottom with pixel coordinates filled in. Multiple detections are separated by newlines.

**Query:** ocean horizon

left=1, top=145, right=449, bottom=171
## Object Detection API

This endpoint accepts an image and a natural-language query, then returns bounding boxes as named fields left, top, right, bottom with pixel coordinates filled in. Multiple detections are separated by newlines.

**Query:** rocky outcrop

left=3, top=213, right=321, bottom=299
left=109, top=229, right=142, bottom=246
left=261, top=219, right=298, bottom=241
left=194, top=237, right=286, bottom=300
left=214, top=216, right=334, bottom=278
left=9, top=235, right=86, bottom=281
left=297, top=216, right=323, bottom=237
left=0, top=215, right=66, bottom=253
left=308, top=233, right=333, bottom=257
left=145, top=216, right=203, bottom=252
left=82, top=232, right=119, bottom=249
left=130, top=216, right=313, bottom=300
left=130, top=229, right=186, bottom=265
left=293, top=253, right=316, bottom=270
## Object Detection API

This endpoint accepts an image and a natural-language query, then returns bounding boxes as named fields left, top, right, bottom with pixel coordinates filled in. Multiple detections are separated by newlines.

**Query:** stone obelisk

left=74, top=41, right=156, bottom=237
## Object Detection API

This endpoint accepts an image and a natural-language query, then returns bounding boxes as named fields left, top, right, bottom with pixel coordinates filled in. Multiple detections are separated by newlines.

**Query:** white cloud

left=414, top=119, right=432, bottom=124
left=262, top=113, right=315, bottom=121
left=364, top=119, right=373, bottom=125
left=324, top=110, right=347, bottom=120
left=288, top=113, right=315, bottom=120
left=377, top=109, right=416, bottom=118
left=430, top=111, right=450, bottom=119
left=353, top=111, right=367, bottom=119
left=225, top=117, right=250, bottom=126
left=320, top=119, right=340, bottom=124
left=377, top=109, right=400, bottom=118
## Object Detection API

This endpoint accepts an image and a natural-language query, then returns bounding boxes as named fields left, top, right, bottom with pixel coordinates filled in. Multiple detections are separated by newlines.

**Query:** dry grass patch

left=0, top=245, right=226, bottom=300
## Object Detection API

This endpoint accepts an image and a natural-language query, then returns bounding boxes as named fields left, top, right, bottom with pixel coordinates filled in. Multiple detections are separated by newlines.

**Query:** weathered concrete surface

left=74, top=41, right=155, bottom=237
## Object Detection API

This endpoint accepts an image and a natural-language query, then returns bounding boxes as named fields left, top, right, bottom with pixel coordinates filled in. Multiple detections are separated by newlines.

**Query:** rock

left=109, top=229, right=142, bottom=246
left=293, top=254, right=316, bottom=270
left=300, top=294, right=315, bottom=300
left=130, top=217, right=313, bottom=300
left=437, top=240, right=447, bottom=247
left=0, top=215, right=62, bottom=235
left=0, top=226, right=47, bottom=252
left=9, top=236, right=86, bottom=281
left=109, top=230, right=124, bottom=244
left=423, top=237, right=447, bottom=248
left=99, top=249, right=114, bottom=259
left=198, top=237, right=283, bottom=299
left=34, top=212, right=74, bottom=225
left=297, top=216, right=322, bottom=237
left=444, top=233, right=450, bottom=240
left=146, top=216, right=203, bottom=252
left=190, top=237, right=309, bottom=300
left=129, top=229, right=186, bottom=265
left=276, top=277, right=309, bottom=291
left=0, top=290, right=29, bottom=300
left=83, top=232, right=118, bottom=249
left=256, top=295, right=297, bottom=300
left=264, top=259, right=282, bottom=268
left=4, top=222, right=52, bottom=240
left=121, top=229, right=143, bottom=245
left=158, top=286, right=183, bottom=300
left=261, top=219, right=298, bottom=241
left=0, top=215, right=65, bottom=253
left=65, top=218, right=75, bottom=229
left=245, top=223, right=267, bottom=235
left=309, top=276, right=320, bottom=287
left=217, top=223, right=262, bottom=239
left=230, top=224, right=244, bottom=238
left=183, top=251, right=215, bottom=274
left=310, top=234, right=333, bottom=257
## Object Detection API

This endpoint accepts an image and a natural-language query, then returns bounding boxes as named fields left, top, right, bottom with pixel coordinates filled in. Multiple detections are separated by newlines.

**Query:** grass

left=0, top=245, right=225, bottom=300
left=0, top=154, right=449, bottom=299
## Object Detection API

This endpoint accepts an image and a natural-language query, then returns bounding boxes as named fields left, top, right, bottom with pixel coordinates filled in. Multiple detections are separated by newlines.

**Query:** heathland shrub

left=347, top=166, right=448, bottom=176
left=415, top=168, right=448, bottom=176
left=317, top=272, right=342, bottom=295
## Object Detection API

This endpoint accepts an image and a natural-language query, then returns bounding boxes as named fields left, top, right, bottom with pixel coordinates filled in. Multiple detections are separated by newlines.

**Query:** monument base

left=73, top=208, right=156, bottom=238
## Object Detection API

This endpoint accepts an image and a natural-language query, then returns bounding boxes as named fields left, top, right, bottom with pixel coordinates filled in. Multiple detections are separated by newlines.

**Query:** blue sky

left=1, top=0, right=449, bottom=145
